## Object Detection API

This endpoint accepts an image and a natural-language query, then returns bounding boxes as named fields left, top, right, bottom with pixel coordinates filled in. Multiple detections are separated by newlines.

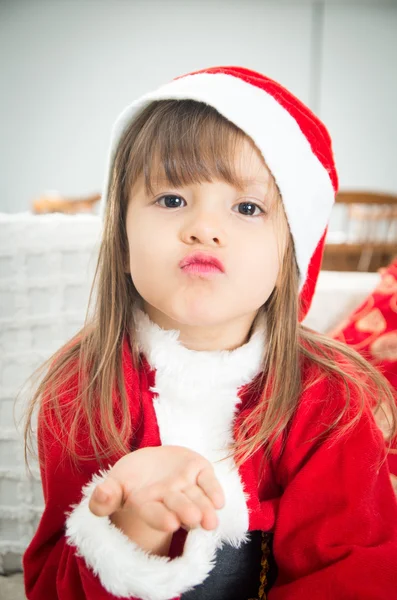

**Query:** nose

left=180, top=207, right=226, bottom=246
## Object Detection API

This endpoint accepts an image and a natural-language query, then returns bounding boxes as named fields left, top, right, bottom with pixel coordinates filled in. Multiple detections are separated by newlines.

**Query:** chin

left=170, top=310, right=218, bottom=329
left=167, top=301, right=226, bottom=329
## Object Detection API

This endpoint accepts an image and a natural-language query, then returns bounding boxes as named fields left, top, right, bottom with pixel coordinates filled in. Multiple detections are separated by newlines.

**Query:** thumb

left=88, top=477, right=123, bottom=517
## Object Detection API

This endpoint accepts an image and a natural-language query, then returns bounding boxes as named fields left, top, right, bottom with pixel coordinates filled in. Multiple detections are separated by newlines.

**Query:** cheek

left=126, top=217, right=148, bottom=278
left=242, top=233, right=280, bottom=281
left=126, top=218, right=172, bottom=288
left=235, top=233, right=280, bottom=303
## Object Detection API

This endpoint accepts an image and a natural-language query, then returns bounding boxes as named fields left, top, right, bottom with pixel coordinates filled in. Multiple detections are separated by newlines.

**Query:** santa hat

left=99, top=66, right=338, bottom=321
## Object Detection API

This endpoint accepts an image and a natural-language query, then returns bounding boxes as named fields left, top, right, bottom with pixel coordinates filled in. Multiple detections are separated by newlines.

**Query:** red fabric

left=298, top=230, right=328, bottom=322
left=270, top=355, right=397, bottom=599
left=329, top=259, right=397, bottom=476
left=23, top=336, right=397, bottom=599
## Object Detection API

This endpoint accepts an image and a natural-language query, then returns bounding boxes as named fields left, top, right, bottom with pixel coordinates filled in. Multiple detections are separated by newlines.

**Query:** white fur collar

left=132, top=307, right=267, bottom=390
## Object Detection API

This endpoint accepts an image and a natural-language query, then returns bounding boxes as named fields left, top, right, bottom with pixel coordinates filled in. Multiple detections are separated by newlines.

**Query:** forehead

left=150, top=138, right=272, bottom=190
left=232, top=140, right=271, bottom=187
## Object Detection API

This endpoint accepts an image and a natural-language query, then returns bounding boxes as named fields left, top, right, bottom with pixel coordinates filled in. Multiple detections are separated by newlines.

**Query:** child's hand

left=88, top=446, right=225, bottom=532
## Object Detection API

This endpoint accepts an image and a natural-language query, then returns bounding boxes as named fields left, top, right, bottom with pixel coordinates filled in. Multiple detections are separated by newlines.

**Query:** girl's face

left=125, top=137, right=285, bottom=340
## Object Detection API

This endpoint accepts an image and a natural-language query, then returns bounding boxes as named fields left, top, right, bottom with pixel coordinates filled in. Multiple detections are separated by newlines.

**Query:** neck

left=142, top=303, right=260, bottom=352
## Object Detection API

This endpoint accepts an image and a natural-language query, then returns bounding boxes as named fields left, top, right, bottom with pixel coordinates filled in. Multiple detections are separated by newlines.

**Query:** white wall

left=0, top=0, right=396, bottom=213
left=320, top=2, right=397, bottom=192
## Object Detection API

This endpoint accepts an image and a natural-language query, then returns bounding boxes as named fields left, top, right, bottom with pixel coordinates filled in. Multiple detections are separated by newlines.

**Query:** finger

left=183, top=485, right=219, bottom=530
left=122, top=484, right=182, bottom=532
left=88, top=477, right=124, bottom=517
left=122, top=481, right=165, bottom=510
left=139, top=500, right=181, bottom=532
left=196, top=466, right=225, bottom=509
left=163, top=489, right=202, bottom=529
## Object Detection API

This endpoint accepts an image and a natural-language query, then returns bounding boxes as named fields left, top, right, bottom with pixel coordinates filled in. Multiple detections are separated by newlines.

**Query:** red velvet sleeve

left=22, top=399, right=139, bottom=600
left=269, top=374, right=397, bottom=599
left=22, top=370, right=187, bottom=600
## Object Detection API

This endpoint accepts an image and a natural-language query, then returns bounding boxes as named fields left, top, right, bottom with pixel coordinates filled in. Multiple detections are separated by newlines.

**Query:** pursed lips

left=179, top=252, right=225, bottom=273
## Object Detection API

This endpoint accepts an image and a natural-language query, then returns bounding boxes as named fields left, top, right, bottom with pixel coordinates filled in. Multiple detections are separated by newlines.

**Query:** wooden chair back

left=322, top=191, right=397, bottom=271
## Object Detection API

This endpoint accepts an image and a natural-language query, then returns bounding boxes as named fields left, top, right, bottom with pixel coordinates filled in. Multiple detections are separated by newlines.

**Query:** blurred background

left=0, top=0, right=397, bottom=593
left=1, top=0, right=396, bottom=213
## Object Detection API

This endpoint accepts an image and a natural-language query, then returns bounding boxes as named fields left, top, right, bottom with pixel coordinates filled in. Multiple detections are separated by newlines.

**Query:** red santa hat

left=99, top=66, right=338, bottom=321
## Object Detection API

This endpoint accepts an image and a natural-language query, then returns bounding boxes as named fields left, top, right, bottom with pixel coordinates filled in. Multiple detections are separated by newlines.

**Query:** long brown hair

left=22, top=99, right=397, bottom=475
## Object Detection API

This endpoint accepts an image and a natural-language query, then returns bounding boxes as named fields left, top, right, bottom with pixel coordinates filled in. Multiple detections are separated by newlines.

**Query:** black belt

left=181, top=530, right=277, bottom=600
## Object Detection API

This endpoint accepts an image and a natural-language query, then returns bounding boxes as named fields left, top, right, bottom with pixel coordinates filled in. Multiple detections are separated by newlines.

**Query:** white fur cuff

left=65, top=469, right=220, bottom=600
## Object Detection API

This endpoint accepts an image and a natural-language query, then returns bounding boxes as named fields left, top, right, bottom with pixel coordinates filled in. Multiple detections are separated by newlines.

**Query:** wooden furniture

left=322, top=191, right=397, bottom=272
left=32, top=192, right=101, bottom=214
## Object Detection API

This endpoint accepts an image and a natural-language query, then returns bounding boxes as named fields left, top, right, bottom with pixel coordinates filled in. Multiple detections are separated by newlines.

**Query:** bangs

left=123, top=99, right=255, bottom=196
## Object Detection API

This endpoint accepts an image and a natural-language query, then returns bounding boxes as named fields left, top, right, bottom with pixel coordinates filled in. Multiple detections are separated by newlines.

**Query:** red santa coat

left=23, top=308, right=397, bottom=599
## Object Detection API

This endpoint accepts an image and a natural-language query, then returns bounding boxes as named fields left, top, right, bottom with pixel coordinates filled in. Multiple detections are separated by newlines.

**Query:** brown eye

left=236, top=202, right=264, bottom=217
left=156, top=195, right=186, bottom=208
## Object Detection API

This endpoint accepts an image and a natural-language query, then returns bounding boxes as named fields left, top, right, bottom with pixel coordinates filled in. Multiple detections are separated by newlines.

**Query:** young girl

left=22, top=66, right=397, bottom=599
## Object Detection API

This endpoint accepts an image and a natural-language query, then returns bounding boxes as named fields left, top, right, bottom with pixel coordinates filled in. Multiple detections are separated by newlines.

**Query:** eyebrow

left=234, top=178, right=271, bottom=190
